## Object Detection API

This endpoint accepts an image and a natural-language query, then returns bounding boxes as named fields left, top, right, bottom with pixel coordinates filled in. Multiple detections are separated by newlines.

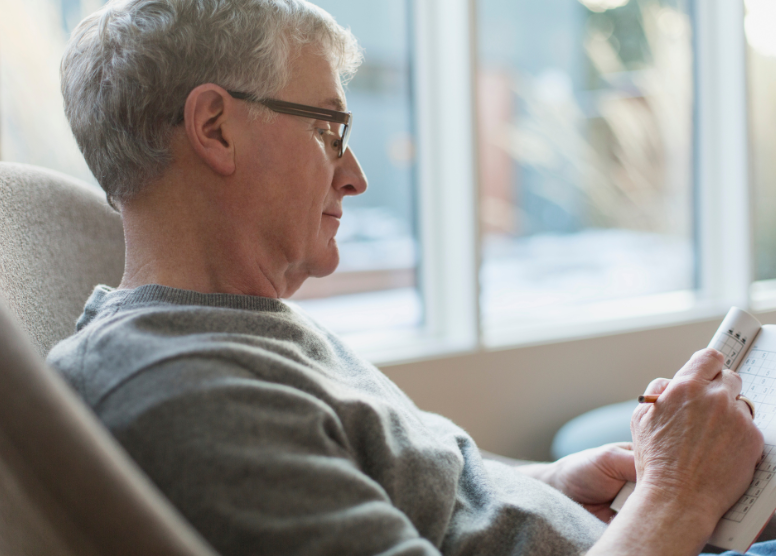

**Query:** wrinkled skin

left=632, top=348, right=764, bottom=521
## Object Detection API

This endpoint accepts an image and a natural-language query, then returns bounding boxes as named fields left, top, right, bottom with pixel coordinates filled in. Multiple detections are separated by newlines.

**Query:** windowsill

left=751, top=280, right=776, bottom=313
left=483, top=290, right=728, bottom=350
left=351, top=290, right=736, bottom=367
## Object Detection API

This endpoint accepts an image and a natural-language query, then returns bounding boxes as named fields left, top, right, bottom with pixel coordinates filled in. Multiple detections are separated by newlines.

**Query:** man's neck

left=117, top=182, right=303, bottom=299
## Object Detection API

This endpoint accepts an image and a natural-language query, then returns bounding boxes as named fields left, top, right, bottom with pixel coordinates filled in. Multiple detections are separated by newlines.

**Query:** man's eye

left=317, top=128, right=341, bottom=148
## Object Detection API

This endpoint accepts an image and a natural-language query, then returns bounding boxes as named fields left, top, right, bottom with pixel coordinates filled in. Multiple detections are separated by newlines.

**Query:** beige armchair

left=0, top=162, right=217, bottom=555
left=0, top=162, right=124, bottom=357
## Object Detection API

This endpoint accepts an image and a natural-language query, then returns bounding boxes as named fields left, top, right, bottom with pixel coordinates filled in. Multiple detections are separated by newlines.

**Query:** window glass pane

left=293, top=0, right=422, bottom=335
left=1, top=0, right=422, bottom=336
left=747, top=0, right=776, bottom=282
left=0, top=0, right=104, bottom=184
left=476, top=0, right=695, bottom=329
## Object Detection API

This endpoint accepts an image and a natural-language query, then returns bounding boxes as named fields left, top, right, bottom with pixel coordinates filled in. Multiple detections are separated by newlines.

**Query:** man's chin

left=308, top=244, right=340, bottom=279
left=282, top=245, right=340, bottom=299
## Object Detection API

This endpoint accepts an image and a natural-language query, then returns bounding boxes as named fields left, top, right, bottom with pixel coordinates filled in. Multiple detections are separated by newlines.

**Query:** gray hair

left=61, top=0, right=363, bottom=202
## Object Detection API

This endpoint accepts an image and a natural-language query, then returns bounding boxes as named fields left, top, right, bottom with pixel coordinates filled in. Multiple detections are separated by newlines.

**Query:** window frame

left=0, top=0, right=764, bottom=366
left=345, top=0, right=761, bottom=366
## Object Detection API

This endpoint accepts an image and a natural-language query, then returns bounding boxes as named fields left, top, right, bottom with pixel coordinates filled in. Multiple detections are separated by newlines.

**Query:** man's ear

left=183, top=84, right=239, bottom=176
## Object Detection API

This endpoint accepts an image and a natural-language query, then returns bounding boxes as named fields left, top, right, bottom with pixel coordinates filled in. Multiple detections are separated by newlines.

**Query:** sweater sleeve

left=94, top=357, right=441, bottom=556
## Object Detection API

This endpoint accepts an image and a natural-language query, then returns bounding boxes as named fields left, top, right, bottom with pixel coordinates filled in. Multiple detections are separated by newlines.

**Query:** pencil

left=638, top=395, right=659, bottom=403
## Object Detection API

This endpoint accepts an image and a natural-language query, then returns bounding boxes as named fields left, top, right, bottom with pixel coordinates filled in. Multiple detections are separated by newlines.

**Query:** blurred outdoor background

left=748, top=0, right=776, bottom=282
left=2, top=0, right=775, bottom=338
left=478, top=0, right=695, bottom=328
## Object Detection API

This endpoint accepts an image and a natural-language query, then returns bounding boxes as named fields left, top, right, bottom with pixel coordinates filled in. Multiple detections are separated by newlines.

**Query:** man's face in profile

left=224, top=46, right=368, bottom=286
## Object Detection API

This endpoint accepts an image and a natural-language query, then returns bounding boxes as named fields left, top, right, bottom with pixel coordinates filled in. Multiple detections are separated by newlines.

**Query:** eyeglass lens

left=340, top=117, right=352, bottom=158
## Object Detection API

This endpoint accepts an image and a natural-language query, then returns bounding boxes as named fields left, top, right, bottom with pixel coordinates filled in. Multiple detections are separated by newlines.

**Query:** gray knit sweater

left=47, top=285, right=606, bottom=556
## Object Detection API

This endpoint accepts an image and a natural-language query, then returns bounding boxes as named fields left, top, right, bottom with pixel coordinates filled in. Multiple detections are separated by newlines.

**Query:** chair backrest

left=0, top=162, right=125, bottom=357
left=0, top=296, right=219, bottom=556
left=0, top=162, right=219, bottom=555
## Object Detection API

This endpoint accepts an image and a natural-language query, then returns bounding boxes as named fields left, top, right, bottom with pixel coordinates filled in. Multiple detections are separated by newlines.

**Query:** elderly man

left=49, top=1, right=770, bottom=555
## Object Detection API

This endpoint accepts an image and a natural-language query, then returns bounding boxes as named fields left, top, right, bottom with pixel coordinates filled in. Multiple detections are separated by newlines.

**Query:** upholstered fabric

left=0, top=163, right=217, bottom=555
left=0, top=433, right=93, bottom=556
left=0, top=162, right=124, bottom=357
left=0, top=295, right=218, bottom=556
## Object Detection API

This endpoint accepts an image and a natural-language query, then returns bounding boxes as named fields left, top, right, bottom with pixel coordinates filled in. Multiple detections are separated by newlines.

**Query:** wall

left=381, top=309, right=776, bottom=461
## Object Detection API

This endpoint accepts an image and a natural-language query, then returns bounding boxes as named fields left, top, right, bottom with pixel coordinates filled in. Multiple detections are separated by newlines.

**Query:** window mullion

left=695, top=0, right=751, bottom=309
left=414, top=0, right=480, bottom=350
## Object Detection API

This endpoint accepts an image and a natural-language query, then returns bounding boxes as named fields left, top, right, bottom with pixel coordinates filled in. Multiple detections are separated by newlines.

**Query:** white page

left=708, top=307, right=762, bottom=372
left=709, top=324, right=776, bottom=551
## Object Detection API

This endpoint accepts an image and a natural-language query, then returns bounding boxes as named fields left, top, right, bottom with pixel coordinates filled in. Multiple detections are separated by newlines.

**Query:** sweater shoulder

left=47, top=299, right=343, bottom=408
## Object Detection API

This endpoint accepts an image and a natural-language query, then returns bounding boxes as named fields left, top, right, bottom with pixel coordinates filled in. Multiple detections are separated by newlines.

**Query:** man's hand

left=586, top=348, right=765, bottom=556
left=551, top=443, right=637, bottom=521
left=517, top=443, right=636, bottom=521
left=632, top=348, right=764, bottom=522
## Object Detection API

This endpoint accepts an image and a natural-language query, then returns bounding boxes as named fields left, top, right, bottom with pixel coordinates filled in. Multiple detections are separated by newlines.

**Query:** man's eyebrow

left=322, top=97, right=347, bottom=112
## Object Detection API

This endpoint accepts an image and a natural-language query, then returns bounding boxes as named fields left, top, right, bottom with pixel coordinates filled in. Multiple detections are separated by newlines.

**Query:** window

left=748, top=0, right=776, bottom=288
left=0, top=0, right=767, bottom=363
left=0, top=0, right=99, bottom=184
left=476, top=0, right=696, bottom=334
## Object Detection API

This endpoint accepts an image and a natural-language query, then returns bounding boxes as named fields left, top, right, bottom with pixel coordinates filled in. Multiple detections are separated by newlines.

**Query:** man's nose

left=335, top=147, right=368, bottom=196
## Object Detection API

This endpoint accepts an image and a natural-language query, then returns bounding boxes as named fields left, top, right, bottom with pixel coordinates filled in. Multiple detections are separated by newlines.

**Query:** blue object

left=551, top=399, right=638, bottom=460
left=705, top=540, right=776, bottom=554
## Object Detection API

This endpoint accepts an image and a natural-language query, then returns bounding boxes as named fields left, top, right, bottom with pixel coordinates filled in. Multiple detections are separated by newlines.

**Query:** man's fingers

left=643, top=378, right=671, bottom=396
left=710, top=369, right=751, bottom=419
left=632, top=380, right=670, bottom=425
left=716, top=368, right=744, bottom=397
left=602, top=444, right=637, bottom=483
left=638, top=350, right=725, bottom=407
left=673, top=348, right=725, bottom=381
left=735, top=395, right=757, bottom=421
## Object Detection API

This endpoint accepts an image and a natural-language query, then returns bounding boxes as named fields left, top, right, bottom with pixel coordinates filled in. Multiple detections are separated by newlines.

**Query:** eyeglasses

left=227, top=91, right=353, bottom=158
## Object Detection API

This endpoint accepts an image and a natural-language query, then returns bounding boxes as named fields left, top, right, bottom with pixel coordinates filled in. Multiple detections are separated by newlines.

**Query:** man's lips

left=323, top=211, right=342, bottom=219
